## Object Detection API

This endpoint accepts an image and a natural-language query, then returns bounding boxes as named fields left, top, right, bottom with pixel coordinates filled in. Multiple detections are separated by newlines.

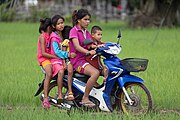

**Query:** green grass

left=0, top=21, right=180, bottom=119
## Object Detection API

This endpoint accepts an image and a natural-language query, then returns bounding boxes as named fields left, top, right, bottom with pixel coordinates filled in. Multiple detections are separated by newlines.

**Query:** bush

left=0, top=3, right=16, bottom=22
left=27, top=6, right=50, bottom=22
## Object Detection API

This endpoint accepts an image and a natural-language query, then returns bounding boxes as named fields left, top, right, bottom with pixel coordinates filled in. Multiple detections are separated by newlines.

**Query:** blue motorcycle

left=35, top=32, right=152, bottom=115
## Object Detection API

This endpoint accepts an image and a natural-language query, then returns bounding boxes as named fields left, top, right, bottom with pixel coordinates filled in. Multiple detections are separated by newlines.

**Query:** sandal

left=65, top=92, right=75, bottom=101
left=42, top=99, right=50, bottom=109
left=80, top=101, right=96, bottom=107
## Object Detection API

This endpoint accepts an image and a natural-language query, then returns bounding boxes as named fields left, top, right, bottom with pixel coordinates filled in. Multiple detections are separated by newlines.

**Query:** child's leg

left=102, top=66, right=108, bottom=82
left=57, top=69, right=64, bottom=99
left=43, top=64, right=52, bottom=101
left=67, top=63, right=73, bottom=93
left=42, top=63, right=52, bottom=108
left=66, top=63, right=74, bottom=100
left=82, top=64, right=99, bottom=106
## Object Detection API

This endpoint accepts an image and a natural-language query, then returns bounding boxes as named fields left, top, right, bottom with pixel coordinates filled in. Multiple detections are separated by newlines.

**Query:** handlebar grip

left=85, top=53, right=91, bottom=56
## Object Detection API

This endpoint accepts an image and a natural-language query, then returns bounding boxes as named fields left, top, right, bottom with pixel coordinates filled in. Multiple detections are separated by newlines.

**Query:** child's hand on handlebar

left=97, top=44, right=105, bottom=48
left=89, top=50, right=96, bottom=55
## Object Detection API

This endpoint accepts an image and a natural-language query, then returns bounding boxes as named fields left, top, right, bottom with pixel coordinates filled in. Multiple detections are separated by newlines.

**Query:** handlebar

left=85, top=53, right=91, bottom=56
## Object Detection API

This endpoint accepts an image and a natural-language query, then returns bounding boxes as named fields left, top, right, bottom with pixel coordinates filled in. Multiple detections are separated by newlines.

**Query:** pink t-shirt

left=50, top=32, right=63, bottom=77
left=69, top=26, right=92, bottom=69
left=50, top=32, right=63, bottom=65
left=37, top=32, right=51, bottom=65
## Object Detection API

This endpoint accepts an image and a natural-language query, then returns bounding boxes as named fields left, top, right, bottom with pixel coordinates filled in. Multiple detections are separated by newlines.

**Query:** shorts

left=86, top=55, right=103, bottom=71
left=52, top=63, right=64, bottom=77
left=74, top=60, right=89, bottom=74
left=41, top=60, right=51, bottom=69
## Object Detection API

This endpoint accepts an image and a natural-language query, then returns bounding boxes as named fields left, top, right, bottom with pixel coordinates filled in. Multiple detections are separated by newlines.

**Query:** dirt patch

left=159, top=109, right=180, bottom=115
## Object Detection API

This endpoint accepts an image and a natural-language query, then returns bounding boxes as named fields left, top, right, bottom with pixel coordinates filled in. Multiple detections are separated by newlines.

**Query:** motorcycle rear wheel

left=40, top=81, right=69, bottom=105
left=48, top=81, right=69, bottom=100
left=117, top=83, right=152, bottom=115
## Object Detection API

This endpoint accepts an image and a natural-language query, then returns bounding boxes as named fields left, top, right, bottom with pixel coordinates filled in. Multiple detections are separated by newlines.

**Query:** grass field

left=0, top=22, right=180, bottom=119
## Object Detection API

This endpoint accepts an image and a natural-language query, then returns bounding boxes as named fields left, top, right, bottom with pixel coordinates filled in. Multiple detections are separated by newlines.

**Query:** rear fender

left=34, top=79, right=44, bottom=96
left=118, top=74, right=144, bottom=87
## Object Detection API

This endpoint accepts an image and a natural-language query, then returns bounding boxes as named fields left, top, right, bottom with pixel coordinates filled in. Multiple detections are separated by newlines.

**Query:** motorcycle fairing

left=118, top=74, right=144, bottom=87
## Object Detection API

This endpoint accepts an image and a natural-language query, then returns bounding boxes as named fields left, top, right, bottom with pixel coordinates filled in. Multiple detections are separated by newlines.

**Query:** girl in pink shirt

left=37, top=18, right=59, bottom=109
left=50, top=15, right=75, bottom=102
left=69, top=9, right=100, bottom=107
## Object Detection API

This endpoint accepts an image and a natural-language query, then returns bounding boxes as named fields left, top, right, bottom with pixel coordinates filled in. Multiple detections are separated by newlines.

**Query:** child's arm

left=87, top=43, right=97, bottom=50
left=97, top=41, right=105, bottom=48
left=97, top=44, right=105, bottom=48
left=39, top=36, right=59, bottom=59
left=61, top=39, right=76, bottom=58
left=62, top=46, right=67, bottom=51
left=72, top=38, right=96, bottom=55
left=52, top=41, right=69, bottom=59
left=61, top=39, right=69, bottom=51
left=91, top=44, right=98, bottom=49
left=53, top=41, right=76, bottom=60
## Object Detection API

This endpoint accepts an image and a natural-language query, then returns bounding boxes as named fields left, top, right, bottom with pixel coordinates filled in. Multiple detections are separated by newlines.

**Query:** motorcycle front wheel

left=116, top=83, right=152, bottom=115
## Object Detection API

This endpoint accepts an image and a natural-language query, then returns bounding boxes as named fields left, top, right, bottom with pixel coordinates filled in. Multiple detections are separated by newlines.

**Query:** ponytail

left=72, top=10, right=78, bottom=26
left=39, top=18, right=52, bottom=33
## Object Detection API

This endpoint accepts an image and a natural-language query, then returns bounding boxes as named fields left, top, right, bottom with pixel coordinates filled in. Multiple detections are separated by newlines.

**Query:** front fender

left=118, top=75, right=144, bottom=87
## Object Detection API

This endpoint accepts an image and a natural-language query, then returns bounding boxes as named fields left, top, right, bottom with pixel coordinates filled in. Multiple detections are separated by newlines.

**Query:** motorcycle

left=35, top=31, right=152, bottom=115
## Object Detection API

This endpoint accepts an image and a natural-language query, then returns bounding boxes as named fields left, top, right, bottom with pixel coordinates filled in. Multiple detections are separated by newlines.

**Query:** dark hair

left=72, top=9, right=91, bottom=26
left=51, top=14, right=65, bottom=29
left=39, top=18, right=52, bottom=33
left=91, top=25, right=102, bottom=34
left=62, top=25, right=72, bottom=40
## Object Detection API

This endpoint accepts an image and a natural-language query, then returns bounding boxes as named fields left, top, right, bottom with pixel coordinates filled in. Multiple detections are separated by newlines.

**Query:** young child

left=86, top=25, right=108, bottom=83
left=50, top=15, right=75, bottom=102
left=37, top=18, right=59, bottom=109
left=61, top=25, right=75, bottom=100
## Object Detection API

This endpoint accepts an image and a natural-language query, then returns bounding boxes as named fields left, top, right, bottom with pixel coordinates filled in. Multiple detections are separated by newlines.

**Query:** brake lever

left=90, top=54, right=98, bottom=60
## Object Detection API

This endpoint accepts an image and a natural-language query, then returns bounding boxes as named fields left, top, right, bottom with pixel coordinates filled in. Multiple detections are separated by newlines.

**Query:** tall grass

left=0, top=22, right=179, bottom=119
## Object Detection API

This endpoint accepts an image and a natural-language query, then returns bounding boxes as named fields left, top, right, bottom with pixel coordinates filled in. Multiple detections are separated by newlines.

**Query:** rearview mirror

left=83, top=39, right=93, bottom=45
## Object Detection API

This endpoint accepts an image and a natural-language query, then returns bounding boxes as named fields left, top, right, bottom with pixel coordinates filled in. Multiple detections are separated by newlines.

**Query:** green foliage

left=0, top=3, right=16, bottom=22
left=0, top=22, right=179, bottom=119
left=27, top=6, right=50, bottom=22
left=64, top=15, right=72, bottom=23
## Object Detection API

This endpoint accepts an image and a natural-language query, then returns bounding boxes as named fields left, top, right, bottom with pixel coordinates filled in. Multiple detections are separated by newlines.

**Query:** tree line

left=0, top=0, right=179, bottom=27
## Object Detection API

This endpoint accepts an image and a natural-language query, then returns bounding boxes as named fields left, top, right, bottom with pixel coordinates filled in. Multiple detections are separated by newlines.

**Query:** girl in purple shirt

left=69, top=9, right=100, bottom=107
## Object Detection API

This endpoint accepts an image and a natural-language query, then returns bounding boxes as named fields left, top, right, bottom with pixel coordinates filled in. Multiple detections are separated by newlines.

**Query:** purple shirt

left=69, top=26, right=92, bottom=69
